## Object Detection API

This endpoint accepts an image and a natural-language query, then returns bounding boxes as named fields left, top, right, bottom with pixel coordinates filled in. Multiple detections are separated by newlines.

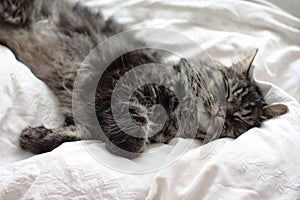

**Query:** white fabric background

left=0, top=0, right=300, bottom=199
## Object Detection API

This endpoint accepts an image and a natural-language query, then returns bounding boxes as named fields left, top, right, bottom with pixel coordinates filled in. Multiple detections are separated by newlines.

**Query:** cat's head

left=213, top=49, right=288, bottom=138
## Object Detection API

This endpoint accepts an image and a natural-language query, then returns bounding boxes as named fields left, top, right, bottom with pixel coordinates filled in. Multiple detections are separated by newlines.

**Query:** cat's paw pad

left=64, top=112, right=75, bottom=126
left=19, top=125, right=52, bottom=153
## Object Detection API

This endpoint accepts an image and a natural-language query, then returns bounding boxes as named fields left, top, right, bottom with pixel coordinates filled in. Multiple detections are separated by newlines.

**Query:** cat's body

left=0, top=0, right=288, bottom=158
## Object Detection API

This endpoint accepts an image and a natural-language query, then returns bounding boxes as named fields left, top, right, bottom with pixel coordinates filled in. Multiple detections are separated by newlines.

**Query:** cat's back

left=0, top=0, right=126, bottom=111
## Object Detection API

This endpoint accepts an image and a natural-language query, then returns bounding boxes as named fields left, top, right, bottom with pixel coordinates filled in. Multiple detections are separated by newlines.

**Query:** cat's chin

left=208, top=116, right=226, bottom=140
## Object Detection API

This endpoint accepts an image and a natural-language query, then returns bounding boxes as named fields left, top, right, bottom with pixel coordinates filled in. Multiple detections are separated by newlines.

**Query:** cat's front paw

left=19, top=125, right=52, bottom=154
left=105, top=136, right=146, bottom=159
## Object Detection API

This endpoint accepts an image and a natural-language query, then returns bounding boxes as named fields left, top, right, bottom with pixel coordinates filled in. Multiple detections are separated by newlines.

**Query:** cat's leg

left=19, top=112, right=81, bottom=154
left=19, top=124, right=83, bottom=154
left=101, top=103, right=149, bottom=159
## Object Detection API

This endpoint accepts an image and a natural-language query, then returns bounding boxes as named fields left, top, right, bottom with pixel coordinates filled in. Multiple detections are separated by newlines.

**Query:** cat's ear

left=231, top=49, right=258, bottom=78
left=262, top=104, right=288, bottom=119
left=208, top=55, right=224, bottom=68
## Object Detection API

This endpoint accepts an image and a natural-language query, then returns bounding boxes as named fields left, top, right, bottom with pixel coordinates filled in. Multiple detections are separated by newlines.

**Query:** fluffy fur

left=0, top=0, right=288, bottom=158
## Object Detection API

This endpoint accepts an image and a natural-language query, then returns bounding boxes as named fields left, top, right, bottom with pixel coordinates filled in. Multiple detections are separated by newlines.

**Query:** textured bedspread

left=1, top=0, right=300, bottom=199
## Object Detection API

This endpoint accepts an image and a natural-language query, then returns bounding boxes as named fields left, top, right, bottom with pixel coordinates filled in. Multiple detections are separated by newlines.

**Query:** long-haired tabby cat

left=0, top=0, right=288, bottom=158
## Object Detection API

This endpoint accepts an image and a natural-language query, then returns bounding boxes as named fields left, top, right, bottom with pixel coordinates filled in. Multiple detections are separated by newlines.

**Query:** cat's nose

left=217, top=106, right=226, bottom=119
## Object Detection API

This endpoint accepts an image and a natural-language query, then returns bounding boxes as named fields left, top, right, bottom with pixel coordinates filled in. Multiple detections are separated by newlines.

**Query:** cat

left=0, top=0, right=288, bottom=158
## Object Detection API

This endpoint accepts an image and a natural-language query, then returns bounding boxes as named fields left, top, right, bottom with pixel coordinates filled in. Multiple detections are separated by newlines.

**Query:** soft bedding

left=1, top=0, right=300, bottom=199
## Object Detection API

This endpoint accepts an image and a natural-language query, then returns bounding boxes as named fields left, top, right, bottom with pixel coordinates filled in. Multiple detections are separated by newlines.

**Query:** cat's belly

left=0, top=21, right=92, bottom=111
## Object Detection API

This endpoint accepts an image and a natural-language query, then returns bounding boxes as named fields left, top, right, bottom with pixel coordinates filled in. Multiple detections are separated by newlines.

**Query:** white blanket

left=1, top=0, right=300, bottom=199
